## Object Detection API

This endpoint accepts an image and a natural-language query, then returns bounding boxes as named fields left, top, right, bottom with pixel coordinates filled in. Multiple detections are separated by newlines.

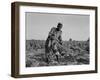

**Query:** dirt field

left=26, top=39, right=89, bottom=67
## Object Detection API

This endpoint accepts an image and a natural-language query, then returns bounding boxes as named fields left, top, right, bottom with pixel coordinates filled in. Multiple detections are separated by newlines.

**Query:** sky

left=25, top=12, right=89, bottom=41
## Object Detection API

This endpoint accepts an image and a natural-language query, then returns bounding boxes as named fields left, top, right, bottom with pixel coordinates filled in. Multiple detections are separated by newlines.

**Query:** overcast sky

left=25, top=12, right=89, bottom=41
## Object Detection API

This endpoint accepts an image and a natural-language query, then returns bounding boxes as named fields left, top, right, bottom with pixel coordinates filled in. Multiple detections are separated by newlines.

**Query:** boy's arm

left=48, top=27, right=56, bottom=39
left=58, top=31, right=63, bottom=45
left=48, top=27, right=55, bottom=36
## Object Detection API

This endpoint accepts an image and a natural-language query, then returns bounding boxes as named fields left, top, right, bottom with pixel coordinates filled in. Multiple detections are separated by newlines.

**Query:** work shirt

left=45, top=27, right=62, bottom=53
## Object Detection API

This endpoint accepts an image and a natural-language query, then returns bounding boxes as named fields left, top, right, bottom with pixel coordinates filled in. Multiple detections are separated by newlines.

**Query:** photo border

left=11, top=2, right=98, bottom=78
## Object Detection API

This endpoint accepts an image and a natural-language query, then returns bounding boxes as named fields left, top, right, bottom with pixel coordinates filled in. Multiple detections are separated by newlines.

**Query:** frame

left=11, top=2, right=98, bottom=78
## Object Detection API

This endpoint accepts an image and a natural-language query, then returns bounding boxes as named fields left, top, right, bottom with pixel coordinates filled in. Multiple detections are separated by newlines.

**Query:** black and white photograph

left=11, top=2, right=97, bottom=78
left=25, top=12, right=90, bottom=67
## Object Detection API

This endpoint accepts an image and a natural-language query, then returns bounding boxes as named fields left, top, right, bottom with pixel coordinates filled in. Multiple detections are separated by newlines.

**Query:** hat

left=57, top=22, right=63, bottom=27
